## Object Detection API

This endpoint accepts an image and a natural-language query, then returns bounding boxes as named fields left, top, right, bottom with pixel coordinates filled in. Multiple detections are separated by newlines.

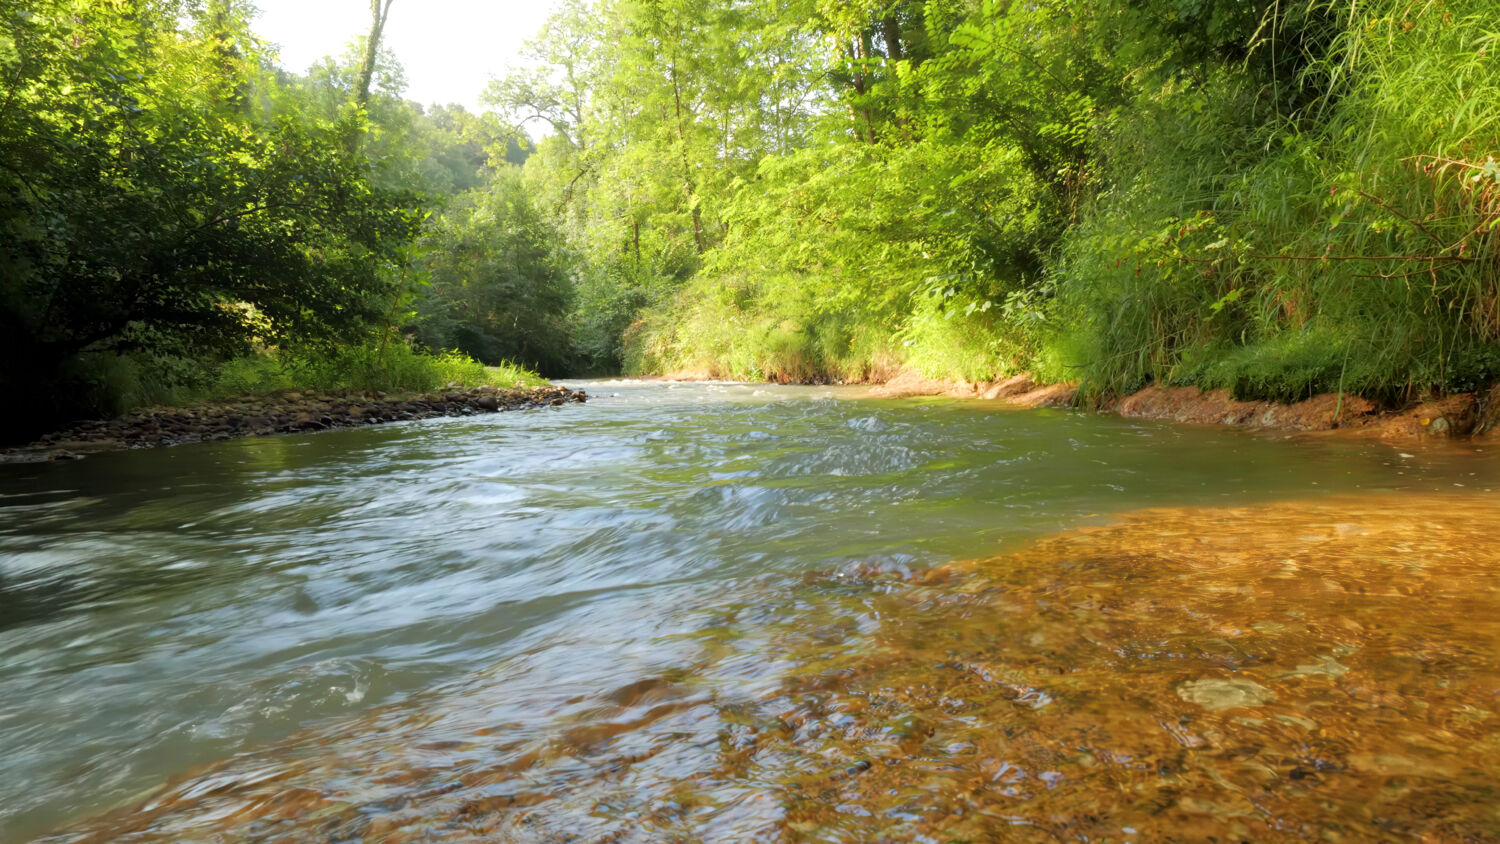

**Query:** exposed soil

left=1110, top=384, right=1496, bottom=439
left=868, top=370, right=1500, bottom=441
left=1, top=385, right=587, bottom=463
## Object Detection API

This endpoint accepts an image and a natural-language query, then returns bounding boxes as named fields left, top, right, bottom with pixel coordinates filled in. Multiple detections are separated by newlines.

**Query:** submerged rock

left=1176, top=678, right=1276, bottom=711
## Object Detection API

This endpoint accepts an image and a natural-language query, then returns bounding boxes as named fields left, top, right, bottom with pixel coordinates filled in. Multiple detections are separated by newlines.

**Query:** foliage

left=204, top=341, right=543, bottom=399
left=1046, top=0, right=1500, bottom=402
left=8, top=0, right=1500, bottom=439
left=0, top=0, right=423, bottom=438
left=496, top=0, right=1500, bottom=404
left=0, top=0, right=554, bottom=441
left=409, top=169, right=576, bottom=375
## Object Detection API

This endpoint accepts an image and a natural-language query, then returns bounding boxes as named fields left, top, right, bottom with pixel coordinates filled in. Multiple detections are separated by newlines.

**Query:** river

left=3, top=381, right=1499, bottom=841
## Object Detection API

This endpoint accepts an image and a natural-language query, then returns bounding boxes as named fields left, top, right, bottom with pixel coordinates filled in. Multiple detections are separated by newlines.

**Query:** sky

left=250, top=0, right=562, bottom=111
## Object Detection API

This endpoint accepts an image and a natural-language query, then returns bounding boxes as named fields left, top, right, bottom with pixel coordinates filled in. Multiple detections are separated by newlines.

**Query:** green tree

left=411, top=170, right=575, bottom=375
left=0, top=0, right=421, bottom=438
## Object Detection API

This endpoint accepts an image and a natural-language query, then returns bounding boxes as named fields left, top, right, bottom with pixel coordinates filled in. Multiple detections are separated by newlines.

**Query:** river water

left=3, top=382, right=1499, bottom=841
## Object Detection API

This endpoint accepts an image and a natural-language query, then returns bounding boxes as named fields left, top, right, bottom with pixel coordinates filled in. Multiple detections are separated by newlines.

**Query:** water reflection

left=42, top=494, right=1500, bottom=842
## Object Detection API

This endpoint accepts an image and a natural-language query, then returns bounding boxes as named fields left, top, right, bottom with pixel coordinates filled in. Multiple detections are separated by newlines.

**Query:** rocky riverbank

left=869, top=370, right=1500, bottom=440
left=3, top=385, right=587, bottom=463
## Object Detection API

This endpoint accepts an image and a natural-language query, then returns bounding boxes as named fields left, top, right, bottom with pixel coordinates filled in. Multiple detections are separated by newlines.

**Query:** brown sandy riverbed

left=37, top=493, right=1500, bottom=842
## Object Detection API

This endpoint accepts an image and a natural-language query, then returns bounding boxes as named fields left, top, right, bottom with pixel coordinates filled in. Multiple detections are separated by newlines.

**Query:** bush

left=203, top=341, right=544, bottom=400
left=410, top=170, right=576, bottom=376
left=1040, top=0, right=1500, bottom=402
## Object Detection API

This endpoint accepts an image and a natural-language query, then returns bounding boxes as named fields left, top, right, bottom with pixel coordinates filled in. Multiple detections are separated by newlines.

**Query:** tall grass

left=624, top=267, right=1028, bottom=383
left=1044, top=0, right=1500, bottom=402
left=623, top=272, right=898, bottom=382
left=202, top=341, right=545, bottom=400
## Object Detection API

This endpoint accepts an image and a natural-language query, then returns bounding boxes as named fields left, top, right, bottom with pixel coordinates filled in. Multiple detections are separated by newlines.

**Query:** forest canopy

left=0, top=0, right=561, bottom=439
left=3, top=0, right=1497, bottom=440
left=483, top=0, right=1500, bottom=402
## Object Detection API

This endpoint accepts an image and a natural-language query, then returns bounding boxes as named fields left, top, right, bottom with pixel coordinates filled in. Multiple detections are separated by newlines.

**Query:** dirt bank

left=868, top=370, right=1500, bottom=441
left=2, top=385, right=587, bottom=463
left=1109, top=384, right=1496, bottom=439
left=870, top=371, right=1079, bottom=408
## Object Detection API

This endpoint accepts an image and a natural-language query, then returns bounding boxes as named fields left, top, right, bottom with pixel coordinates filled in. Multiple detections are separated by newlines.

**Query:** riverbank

left=645, top=366, right=1498, bottom=440
left=866, top=370, right=1500, bottom=441
left=18, top=365, right=1491, bottom=464
left=2, top=385, right=587, bottom=463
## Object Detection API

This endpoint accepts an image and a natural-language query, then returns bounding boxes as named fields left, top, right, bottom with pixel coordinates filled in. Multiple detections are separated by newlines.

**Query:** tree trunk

left=882, top=14, right=903, bottom=62
left=849, top=37, right=866, bottom=96
left=851, top=32, right=876, bottom=144
left=355, top=0, right=396, bottom=111
left=669, top=56, right=706, bottom=254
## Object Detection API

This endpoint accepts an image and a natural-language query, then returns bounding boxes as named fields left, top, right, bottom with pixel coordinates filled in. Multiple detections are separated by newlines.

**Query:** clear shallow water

left=2, top=381, right=1499, bottom=840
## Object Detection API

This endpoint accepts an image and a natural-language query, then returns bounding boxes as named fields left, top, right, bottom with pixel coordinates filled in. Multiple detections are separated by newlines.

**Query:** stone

left=1177, top=678, right=1275, bottom=711
left=19, top=385, right=585, bottom=459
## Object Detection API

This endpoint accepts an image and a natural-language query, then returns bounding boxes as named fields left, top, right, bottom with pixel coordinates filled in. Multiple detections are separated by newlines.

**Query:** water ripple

left=1, top=382, right=1497, bottom=839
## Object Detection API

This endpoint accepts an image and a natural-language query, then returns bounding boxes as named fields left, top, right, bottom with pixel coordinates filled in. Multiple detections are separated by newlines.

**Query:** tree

left=0, top=0, right=421, bottom=437
left=355, top=0, right=397, bottom=110
left=412, top=170, right=575, bottom=375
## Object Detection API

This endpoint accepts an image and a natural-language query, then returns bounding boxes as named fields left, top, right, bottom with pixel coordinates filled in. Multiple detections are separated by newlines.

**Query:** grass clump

left=202, top=340, right=545, bottom=401
left=1042, top=0, right=1500, bottom=403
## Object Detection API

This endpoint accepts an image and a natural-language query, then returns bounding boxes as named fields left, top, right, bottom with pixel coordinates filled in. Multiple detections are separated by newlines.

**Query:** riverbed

left=3, top=381, right=1499, bottom=840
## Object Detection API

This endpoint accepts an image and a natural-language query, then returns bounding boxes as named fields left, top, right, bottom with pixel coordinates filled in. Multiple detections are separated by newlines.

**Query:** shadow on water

left=38, top=493, right=1500, bottom=843
left=0, top=566, right=231, bottom=632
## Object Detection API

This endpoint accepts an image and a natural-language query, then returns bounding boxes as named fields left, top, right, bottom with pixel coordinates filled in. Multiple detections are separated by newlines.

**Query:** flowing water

left=3, top=382, right=1500, bottom=841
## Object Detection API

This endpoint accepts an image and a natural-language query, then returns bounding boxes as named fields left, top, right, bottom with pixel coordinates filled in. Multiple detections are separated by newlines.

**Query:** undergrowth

left=618, top=0, right=1500, bottom=404
left=202, top=341, right=545, bottom=400
left=1042, top=0, right=1500, bottom=403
